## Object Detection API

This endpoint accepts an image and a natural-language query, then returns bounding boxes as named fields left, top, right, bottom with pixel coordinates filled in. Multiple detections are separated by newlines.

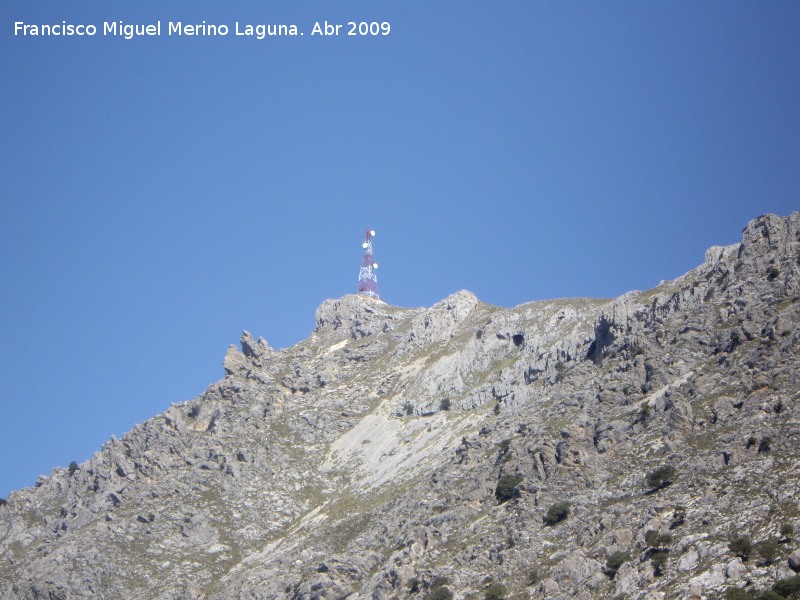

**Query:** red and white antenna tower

left=357, top=229, right=379, bottom=299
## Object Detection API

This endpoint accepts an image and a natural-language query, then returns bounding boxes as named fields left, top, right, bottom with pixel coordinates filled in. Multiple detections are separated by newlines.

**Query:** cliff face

left=2, top=213, right=799, bottom=600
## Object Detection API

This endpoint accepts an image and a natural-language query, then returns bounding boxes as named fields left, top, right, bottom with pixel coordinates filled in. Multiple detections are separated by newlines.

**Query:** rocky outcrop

left=1, top=213, right=799, bottom=600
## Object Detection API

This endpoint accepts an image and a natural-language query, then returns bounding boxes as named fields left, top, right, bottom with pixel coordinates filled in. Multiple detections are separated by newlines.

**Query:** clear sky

left=1, top=1, right=798, bottom=498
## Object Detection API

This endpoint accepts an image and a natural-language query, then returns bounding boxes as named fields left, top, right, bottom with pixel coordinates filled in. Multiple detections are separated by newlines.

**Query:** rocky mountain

left=2, top=213, right=800, bottom=600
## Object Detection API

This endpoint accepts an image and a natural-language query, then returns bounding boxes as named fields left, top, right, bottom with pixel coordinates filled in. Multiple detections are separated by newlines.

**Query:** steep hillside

left=1, top=213, right=799, bottom=600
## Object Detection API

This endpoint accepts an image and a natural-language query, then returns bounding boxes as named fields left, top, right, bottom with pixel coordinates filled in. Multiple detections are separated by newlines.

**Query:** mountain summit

left=2, top=213, right=799, bottom=599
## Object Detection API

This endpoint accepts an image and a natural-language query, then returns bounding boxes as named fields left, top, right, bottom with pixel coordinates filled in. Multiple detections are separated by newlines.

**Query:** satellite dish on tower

left=370, top=230, right=376, bottom=236
left=373, top=263, right=379, bottom=269
left=362, top=242, right=369, bottom=249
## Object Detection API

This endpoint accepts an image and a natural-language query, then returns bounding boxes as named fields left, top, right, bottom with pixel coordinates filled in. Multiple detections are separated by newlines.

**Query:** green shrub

left=645, top=530, right=672, bottom=548
left=425, top=588, right=453, bottom=600
left=527, top=567, right=539, bottom=586
left=773, top=574, right=800, bottom=598
left=425, top=577, right=453, bottom=600
left=730, top=536, right=753, bottom=561
left=756, top=540, right=781, bottom=565
left=724, top=589, right=754, bottom=600
left=605, top=551, right=630, bottom=578
left=495, top=474, right=523, bottom=503
left=497, top=439, right=512, bottom=463
left=780, top=522, right=793, bottom=539
left=68, top=461, right=79, bottom=476
left=484, top=583, right=507, bottom=600
left=439, top=398, right=451, bottom=411
left=543, top=501, right=570, bottom=526
left=651, top=550, right=669, bottom=575
left=754, top=591, right=785, bottom=600
left=646, top=465, right=676, bottom=491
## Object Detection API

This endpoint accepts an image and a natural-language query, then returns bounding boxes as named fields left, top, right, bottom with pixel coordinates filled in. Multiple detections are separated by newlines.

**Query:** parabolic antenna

left=362, top=242, right=369, bottom=249
left=370, top=230, right=376, bottom=236
left=373, top=263, right=379, bottom=269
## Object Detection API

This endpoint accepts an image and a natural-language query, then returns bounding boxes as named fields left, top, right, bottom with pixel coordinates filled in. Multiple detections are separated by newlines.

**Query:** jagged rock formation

left=1, top=213, right=799, bottom=600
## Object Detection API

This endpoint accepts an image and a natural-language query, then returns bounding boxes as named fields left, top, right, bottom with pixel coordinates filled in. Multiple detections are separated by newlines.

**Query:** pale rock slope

left=1, top=213, right=800, bottom=600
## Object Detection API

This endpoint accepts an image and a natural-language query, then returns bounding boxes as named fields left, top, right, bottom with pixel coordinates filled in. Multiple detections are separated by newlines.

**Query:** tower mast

left=357, top=229, right=379, bottom=299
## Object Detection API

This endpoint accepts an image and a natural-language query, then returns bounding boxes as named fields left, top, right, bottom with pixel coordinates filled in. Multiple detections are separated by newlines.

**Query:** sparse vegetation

left=439, top=398, right=451, bottom=411
left=495, top=474, right=523, bottom=503
left=543, top=501, right=570, bottom=526
left=68, top=461, right=79, bottom=476
left=646, top=465, right=677, bottom=491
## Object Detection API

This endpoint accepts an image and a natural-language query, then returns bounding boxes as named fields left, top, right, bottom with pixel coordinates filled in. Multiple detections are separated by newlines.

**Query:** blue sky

left=1, top=1, right=798, bottom=498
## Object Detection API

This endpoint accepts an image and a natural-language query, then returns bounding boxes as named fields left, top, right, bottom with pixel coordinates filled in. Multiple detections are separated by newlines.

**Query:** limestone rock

left=789, top=549, right=800, bottom=572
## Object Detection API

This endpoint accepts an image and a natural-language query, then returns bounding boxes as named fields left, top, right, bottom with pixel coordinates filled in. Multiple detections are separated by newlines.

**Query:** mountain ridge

left=1, top=212, right=799, bottom=600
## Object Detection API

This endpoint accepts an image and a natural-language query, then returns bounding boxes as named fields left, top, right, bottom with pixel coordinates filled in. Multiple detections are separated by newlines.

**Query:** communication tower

left=357, top=229, right=379, bottom=299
